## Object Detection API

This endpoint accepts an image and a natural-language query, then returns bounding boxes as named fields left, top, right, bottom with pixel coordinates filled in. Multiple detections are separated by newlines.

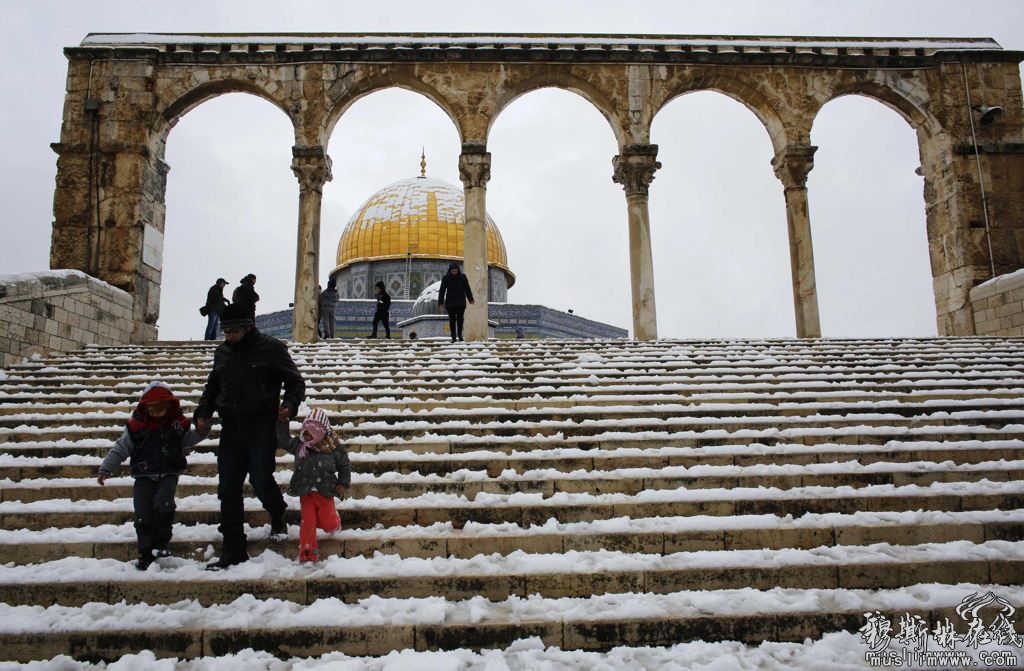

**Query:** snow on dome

left=411, top=281, right=446, bottom=318
left=333, top=176, right=512, bottom=282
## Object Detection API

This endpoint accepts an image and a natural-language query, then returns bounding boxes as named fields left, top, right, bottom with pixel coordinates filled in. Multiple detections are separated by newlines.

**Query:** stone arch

left=322, top=73, right=464, bottom=147
left=653, top=74, right=789, bottom=155
left=154, top=78, right=296, bottom=143
left=488, top=72, right=625, bottom=147
left=816, top=80, right=942, bottom=140
left=809, top=91, right=939, bottom=336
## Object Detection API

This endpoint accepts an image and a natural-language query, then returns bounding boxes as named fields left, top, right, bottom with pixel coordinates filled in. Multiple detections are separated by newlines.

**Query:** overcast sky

left=2, top=1, right=1022, bottom=340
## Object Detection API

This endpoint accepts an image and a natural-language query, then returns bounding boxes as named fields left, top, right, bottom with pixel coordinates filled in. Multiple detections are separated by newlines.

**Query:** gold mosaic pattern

left=334, top=177, right=511, bottom=273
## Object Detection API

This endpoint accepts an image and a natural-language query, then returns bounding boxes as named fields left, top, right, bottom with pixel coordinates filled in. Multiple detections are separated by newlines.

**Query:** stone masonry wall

left=0, top=270, right=133, bottom=368
left=969, top=268, right=1024, bottom=336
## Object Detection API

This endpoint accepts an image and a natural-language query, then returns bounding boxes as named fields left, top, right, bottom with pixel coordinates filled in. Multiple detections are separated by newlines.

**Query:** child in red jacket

left=98, top=382, right=208, bottom=569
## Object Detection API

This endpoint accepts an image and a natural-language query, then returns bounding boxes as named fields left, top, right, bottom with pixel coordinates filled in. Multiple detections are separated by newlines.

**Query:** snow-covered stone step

left=5, top=459, right=1021, bottom=503
left=0, top=509, right=1020, bottom=566
left=5, top=439, right=1021, bottom=481
left=3, top=540, right=1023, bottom=609
left=9, top=362, right=1024, bottom=383
left=4, top=388, right=1024, bottom=416
left=6, top=380, right=1024, bottom=409
left=5, top=398, right=1024, bottom=430
left=3, top=412, right=1022, bottom=447
left=2, top=633, right=1012, bottom=671
left=1, top=582, right=1020, bottom=662
left=5, top=424, right=1024, bottom=458
left=2, top=480, right=1021, bottom=531
left=17, top=356, right=1024, bottom=378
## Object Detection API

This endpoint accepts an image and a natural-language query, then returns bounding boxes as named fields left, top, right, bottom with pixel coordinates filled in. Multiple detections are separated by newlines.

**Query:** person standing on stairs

left=370, top=281, right=391, bottom=338
left=231, top=273, right=259, bottom=318
left=319, top=279, right=339, bottom=339
left=438, top=261, right=474, bottom=342
left=202, top=278, right=230, bottom=341
left=194, top=302, right=306, bottom=570
left=97, top=381, right=210, bottom=570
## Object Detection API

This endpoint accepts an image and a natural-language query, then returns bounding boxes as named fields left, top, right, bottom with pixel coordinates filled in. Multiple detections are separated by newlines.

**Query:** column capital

left=291, top=145, right=333, bottom=193
left=772, top=144, right=817, bottom=190
left=612, top=144, right=661, bottom=198
left=459, top=143, right=491, bottom=189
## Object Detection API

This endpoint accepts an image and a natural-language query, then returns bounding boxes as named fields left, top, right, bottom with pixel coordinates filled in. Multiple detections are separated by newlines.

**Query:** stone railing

left=969, top=268, right=1024, bottom=336
left=0, top=270, right=133, bottom=368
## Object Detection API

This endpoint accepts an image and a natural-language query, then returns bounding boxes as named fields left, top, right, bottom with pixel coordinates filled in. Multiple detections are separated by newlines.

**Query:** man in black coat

left=231, top=274, right=259, bottom=318
left=203, top=278, right=230, bottom=340
left=194, top=302, right=306, bottom=569
left=438, top=261, right=474, bottom=342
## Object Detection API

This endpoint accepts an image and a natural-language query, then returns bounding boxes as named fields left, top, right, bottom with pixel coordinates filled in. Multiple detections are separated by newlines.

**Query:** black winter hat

left=375, top=280, right=385, bottom=290
left=447, top=262, right=460, bottom=273
left=221, top=302, right=255, bottom=327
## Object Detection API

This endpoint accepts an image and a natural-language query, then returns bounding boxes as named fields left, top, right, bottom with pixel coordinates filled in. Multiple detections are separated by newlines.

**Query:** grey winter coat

left=100, top=427, right=206, bottom=479
left=276, top=423, right=351, bottom=498
left=319, top=287, right=340, bottom=314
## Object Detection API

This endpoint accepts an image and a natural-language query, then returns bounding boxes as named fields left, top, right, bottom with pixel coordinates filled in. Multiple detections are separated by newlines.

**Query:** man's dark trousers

left=216, top=421, right=286, bottom=556
left=133, top=475, right=178, bottom=558
left=447, top=306, right=466, bottom=340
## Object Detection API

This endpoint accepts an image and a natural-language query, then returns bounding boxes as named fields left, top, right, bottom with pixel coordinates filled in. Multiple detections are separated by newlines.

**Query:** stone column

left=612, top=144, right=660, bottom=341
left=459, top=143, right=491, bottom=341
left=772, top=145, right=822, bottom=339
left=290, top=146, right=333, bottom=343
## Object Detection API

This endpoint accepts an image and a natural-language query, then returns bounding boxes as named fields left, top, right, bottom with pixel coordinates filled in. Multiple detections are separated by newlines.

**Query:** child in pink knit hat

left=277, top=408, right=350, bottom=562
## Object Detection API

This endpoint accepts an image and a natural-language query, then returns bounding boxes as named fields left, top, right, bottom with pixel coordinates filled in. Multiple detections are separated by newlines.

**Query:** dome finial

left=420, top=147, right=426, bottom=178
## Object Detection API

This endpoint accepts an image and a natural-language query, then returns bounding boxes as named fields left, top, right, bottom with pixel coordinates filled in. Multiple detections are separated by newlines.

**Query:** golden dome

left=333, top=176, right=514, bottom=285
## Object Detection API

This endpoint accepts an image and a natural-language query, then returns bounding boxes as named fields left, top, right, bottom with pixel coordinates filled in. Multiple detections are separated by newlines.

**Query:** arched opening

left=161, top=92, right=296, bottom=339
left=810, top=94, right=936, bottom=336
left=650, top=91, right=794, bottom=337
left=322, top=87, right=463, bottom=310
left=487, top=88, right=625, bottom=333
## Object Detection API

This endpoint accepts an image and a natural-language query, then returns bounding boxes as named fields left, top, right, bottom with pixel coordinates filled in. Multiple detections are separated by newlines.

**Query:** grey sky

left=1, top=1, right=1022, bottom=339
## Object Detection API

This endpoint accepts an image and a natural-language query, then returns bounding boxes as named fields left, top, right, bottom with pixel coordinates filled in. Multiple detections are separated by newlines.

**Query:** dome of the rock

left=330, top=174, right=514, bottom=302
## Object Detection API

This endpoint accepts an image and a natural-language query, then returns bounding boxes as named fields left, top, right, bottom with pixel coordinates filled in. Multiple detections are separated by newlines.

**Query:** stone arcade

left=48, top=33, right=1024, bottom=343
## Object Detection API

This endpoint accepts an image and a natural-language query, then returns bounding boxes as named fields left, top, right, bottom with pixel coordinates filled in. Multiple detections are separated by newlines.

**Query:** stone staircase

left=0, top=338, right=1023, bottom=665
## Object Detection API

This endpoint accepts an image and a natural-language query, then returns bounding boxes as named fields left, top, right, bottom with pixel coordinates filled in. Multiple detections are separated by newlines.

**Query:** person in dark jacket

left=276, top=408, right=350, bottom=563
left=370, top=281, right=392, bottom=338
left=194, top=302, right=306, bottom=570
left=438, top=261, right=474, bottom=342
left=98, top=381, right=209, bottom=570
left=203, top=278, right=230, bottom=340
left=231, top=274, right=259, bottom=318
left=319, top=279, right=339, bottom=339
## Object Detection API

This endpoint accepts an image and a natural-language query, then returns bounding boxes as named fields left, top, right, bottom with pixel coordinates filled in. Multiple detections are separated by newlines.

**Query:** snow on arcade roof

left=76, top=33, right=1012, bottom=61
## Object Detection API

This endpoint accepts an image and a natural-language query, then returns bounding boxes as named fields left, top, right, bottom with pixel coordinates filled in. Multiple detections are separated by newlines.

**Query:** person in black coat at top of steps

left=370, top=281, right=391, bottom=338
left=194, top=302, right=306, bottom=570
left=231, top=274, right=259, bottom=318
left=203, top=278, right=230, bottom=341
left=438, top=261, right=474, bottom=342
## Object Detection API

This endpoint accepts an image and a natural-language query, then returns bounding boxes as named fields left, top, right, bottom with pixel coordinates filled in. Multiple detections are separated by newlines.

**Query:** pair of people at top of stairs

left=201, top=274, right=257, bottom=341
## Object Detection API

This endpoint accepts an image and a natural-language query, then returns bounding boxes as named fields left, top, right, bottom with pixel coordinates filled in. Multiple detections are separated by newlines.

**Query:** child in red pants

left=278, top=408, right=350, bottom=562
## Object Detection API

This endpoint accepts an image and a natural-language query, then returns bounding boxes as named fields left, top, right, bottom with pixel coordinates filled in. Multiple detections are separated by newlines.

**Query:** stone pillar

left=612, top=144, right=660, bottom=341
left=772, top=145, right=822, bottom=339
left=290, top=146, right=332, bottom=343
left=459, top=143, right=491, bottom=341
